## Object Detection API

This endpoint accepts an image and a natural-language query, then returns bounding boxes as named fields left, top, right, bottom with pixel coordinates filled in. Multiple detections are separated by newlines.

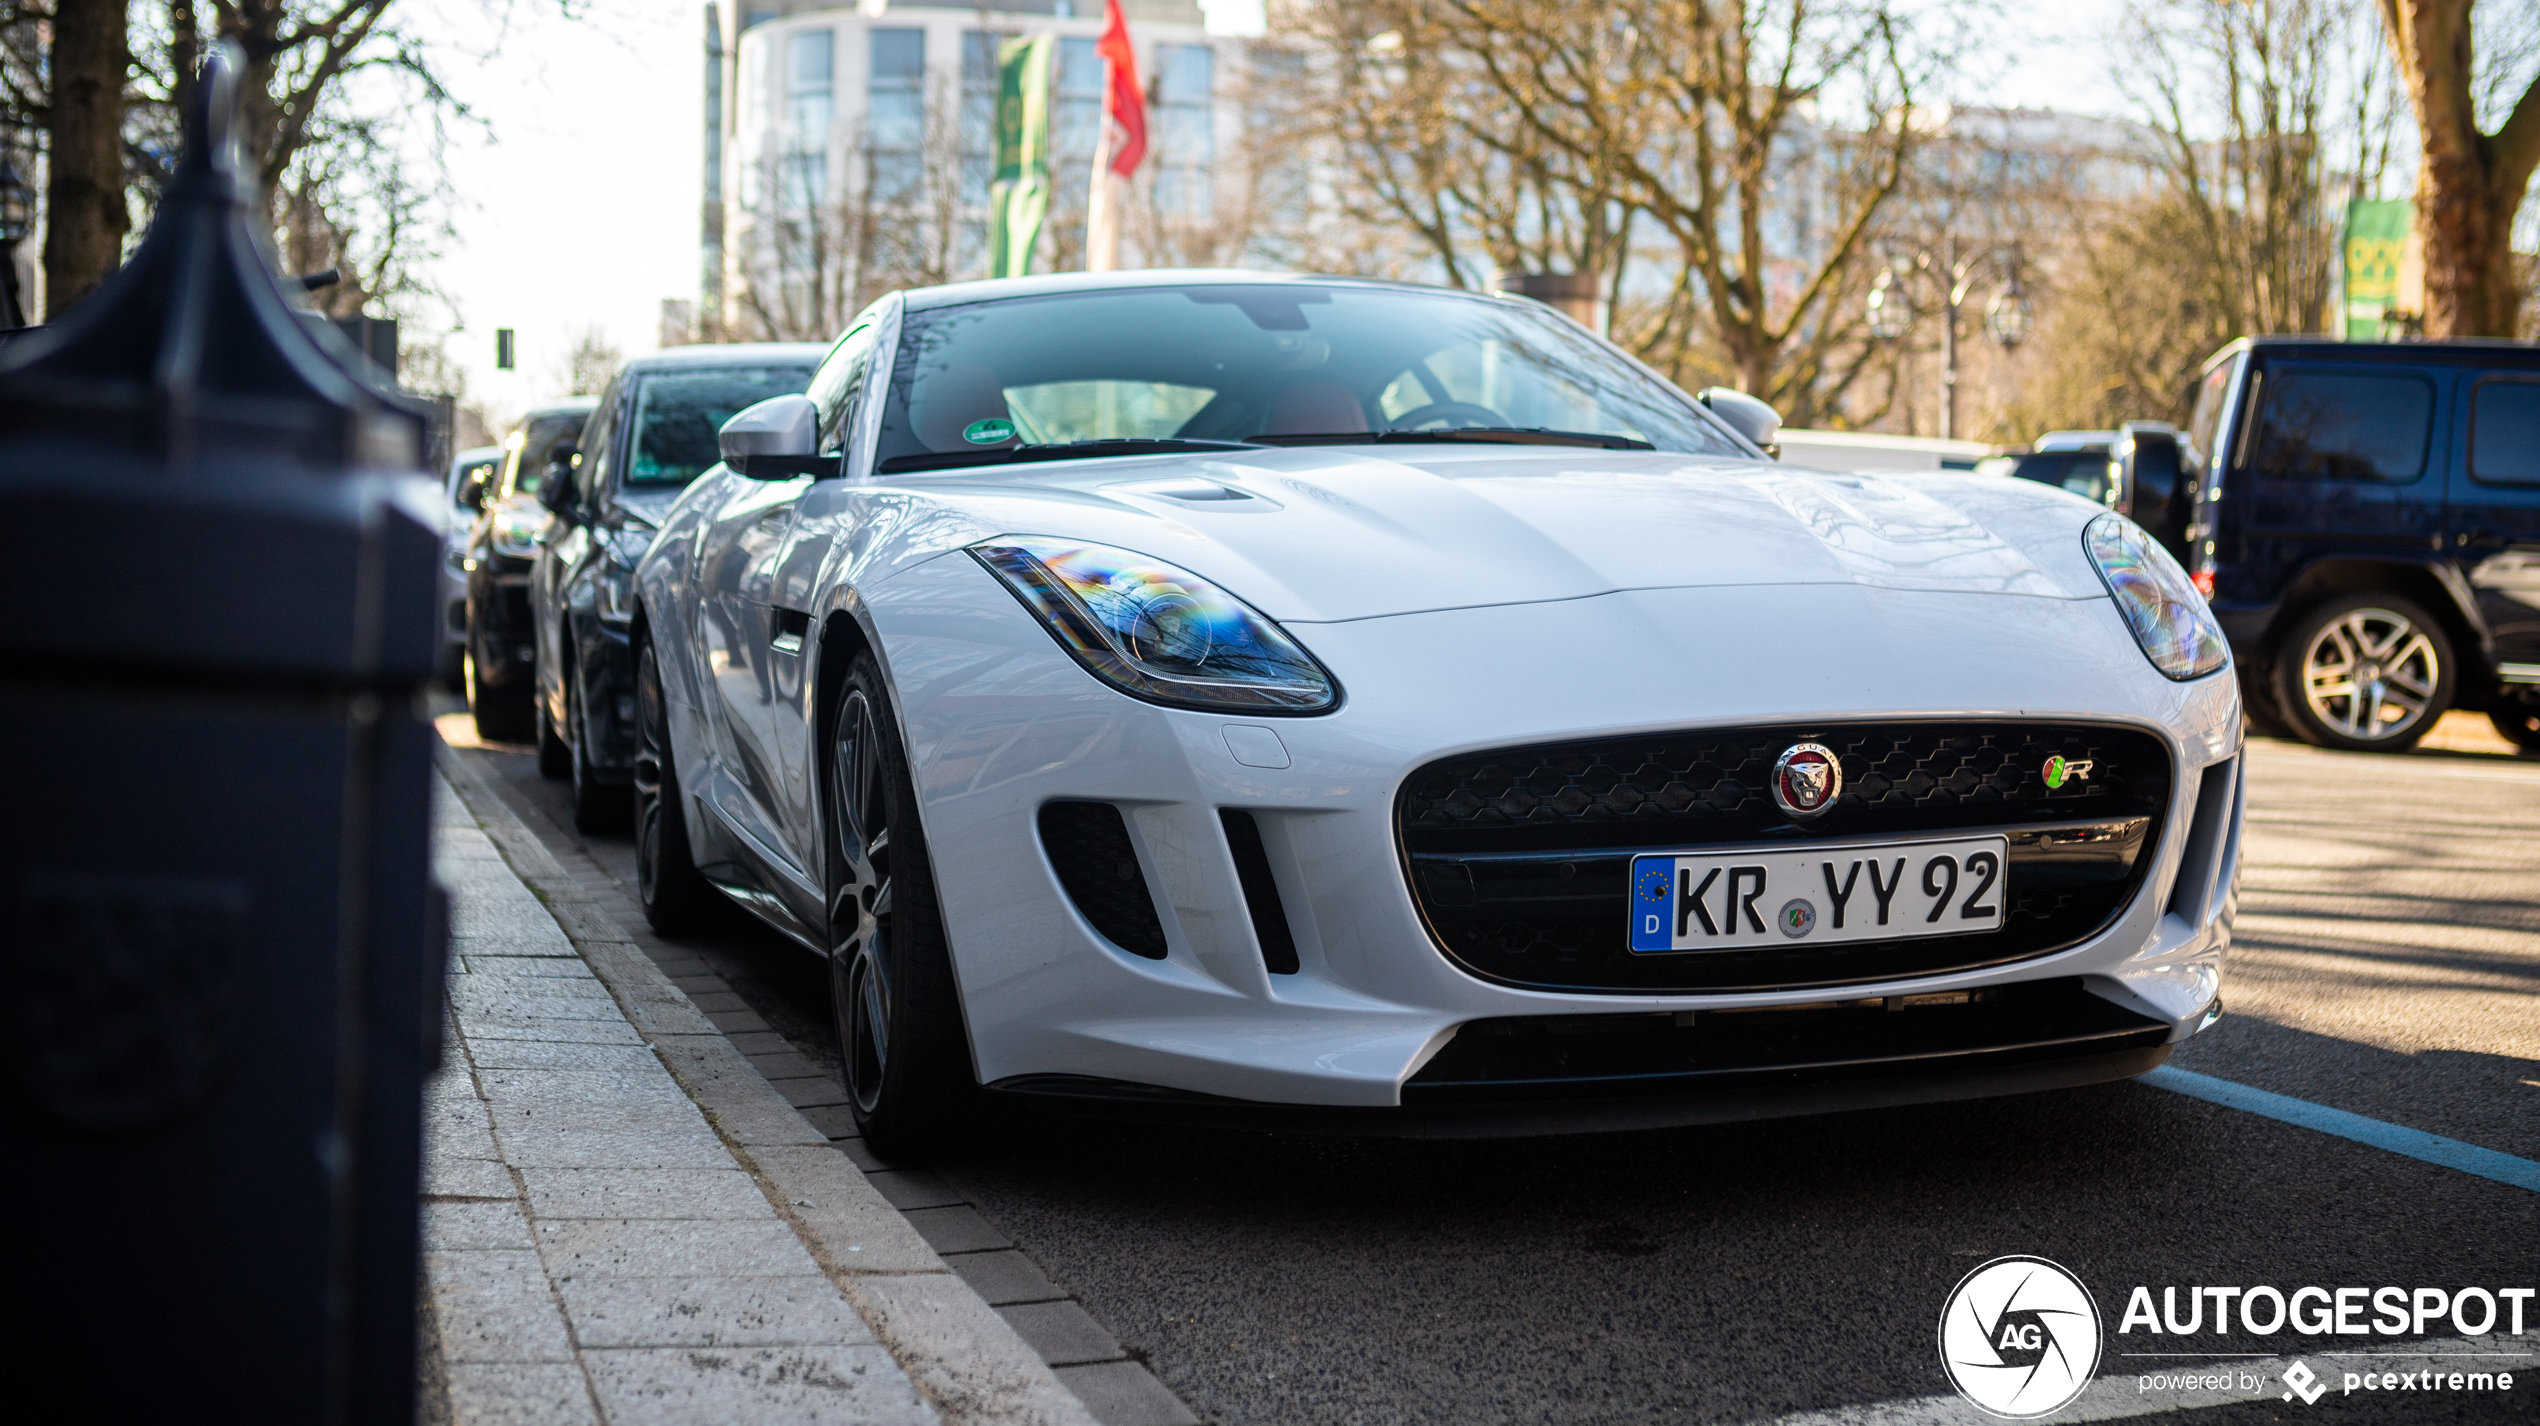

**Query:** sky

left=412, top=0, right=2127, bottom=419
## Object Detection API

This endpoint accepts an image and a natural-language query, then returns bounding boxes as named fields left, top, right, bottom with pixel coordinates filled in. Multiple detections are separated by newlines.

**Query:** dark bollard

left=0, top=44, right=441, bottom=1425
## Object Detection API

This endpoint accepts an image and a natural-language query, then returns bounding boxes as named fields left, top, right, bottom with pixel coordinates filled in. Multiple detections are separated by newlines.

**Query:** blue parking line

left=2142, top=1066, right=2540, bottom=1194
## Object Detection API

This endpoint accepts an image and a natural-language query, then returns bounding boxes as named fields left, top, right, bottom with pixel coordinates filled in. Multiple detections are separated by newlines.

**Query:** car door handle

left=769, top=608, right=810, bottom=655
left=2455, top=529, right=2509, bottom=550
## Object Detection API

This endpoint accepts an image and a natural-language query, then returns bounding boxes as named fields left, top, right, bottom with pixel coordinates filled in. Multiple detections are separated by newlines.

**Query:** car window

left=1996, top=451, right=2115, bottom=503
left=2470, top=378, right=2540, bottom=487
left=507, top=411, right=592, bottom=497
left=874, top=284, right=1746, bottom=466
left=2186, top=360, right=2233, bottom=466
left=810, top=326, right=878, bottom=455
left=2248, top=370, right=2434, bottom=482
left=626, top=366, right=818, bottom=485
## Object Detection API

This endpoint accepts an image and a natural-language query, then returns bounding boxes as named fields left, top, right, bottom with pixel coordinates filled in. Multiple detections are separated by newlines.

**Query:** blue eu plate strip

left=2142, top=1065, right=2540, bottom=1194
left=1630, top=857, right=1674, bottom=953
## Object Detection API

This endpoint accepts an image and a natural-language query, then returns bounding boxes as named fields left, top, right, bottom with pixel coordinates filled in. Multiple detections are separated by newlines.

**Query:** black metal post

left=0, top=43, right=440, bottom=1426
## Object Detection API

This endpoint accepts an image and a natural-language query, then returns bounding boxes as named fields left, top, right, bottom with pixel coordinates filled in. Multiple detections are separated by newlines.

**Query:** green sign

left=2342, top=200, right=2411, bottom=340
left=989, top=34, right=1055, bottom=280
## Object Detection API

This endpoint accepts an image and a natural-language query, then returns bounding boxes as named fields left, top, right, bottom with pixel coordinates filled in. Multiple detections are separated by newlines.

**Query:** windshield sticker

left=963, top=418, right=1017, bottom=445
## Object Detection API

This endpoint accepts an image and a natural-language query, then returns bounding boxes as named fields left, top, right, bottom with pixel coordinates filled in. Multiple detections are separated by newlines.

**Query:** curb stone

left=437, top=746, right=1102, bottom=1426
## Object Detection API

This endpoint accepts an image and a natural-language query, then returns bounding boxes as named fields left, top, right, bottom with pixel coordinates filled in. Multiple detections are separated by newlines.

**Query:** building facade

left=702, top=0, right=1257, bottom=343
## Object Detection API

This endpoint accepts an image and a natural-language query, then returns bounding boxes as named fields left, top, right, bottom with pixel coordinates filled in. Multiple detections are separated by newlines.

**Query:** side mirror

left=1698, top=387, right=1783, bottom=458
left=538, top=450, right=580, bottom=516
left=719, top=393, right=834, bottom=480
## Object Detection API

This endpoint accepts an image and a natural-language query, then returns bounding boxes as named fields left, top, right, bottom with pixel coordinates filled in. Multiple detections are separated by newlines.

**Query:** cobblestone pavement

left=445, top=714, right=2540, bottom=1425
left=421, top=767, right=1107, bottom=1426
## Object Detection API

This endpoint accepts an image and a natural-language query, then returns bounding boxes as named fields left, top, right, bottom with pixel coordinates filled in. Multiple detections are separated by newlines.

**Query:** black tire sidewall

left=2270, top=593, right=2456, bottom=753
left=831, top=650, right=975, bottom=1155
left=634, top=637, right=716, bottom=933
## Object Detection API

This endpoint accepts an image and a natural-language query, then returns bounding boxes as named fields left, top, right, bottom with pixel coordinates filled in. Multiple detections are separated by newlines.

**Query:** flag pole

left=1084, top=0, right=1144, bottom=274
left=1086, top=112, right=1117, bottom=273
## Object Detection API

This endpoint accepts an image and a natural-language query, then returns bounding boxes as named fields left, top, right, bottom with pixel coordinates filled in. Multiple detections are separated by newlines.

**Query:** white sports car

left=630, top=272, right=2243, bottom=1154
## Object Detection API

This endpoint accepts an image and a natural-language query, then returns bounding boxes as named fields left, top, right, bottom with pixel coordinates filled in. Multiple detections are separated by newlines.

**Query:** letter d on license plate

left=1627, top=836, right=2007, bottom=953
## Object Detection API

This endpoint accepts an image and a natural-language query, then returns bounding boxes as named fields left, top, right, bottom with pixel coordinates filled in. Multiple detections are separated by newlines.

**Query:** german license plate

left=1628, top=836, right=2008, bottom=952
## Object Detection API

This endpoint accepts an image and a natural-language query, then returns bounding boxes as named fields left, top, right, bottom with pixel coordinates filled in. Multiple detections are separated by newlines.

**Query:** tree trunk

left=2382, top=0, right=2540, bottom=338
left=41, top=0, right=129, bottom=318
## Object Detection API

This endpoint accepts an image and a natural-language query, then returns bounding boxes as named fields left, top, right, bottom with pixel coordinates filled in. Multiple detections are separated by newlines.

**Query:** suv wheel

left=2271, top=593, right=2455, bottom=753
left=828, top=652, right=976, bottom=1159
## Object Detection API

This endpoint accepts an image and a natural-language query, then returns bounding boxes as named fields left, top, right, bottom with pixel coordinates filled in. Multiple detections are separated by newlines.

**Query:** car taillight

left=2190, top=567, right=2216, bottom=598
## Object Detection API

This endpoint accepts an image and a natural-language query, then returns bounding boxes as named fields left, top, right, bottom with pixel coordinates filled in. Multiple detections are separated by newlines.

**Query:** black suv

left=526, top=344, right=824, bottom=829
left=2182, top=337, right=2540, bottom=752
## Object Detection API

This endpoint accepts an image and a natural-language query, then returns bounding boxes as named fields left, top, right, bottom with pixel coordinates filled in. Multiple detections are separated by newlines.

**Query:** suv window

left=2187, top=361, right=2232, bottom=465
left=2248, top=370, right=2433, bottom=481
left=2470, top=378, right=2540, bottom=486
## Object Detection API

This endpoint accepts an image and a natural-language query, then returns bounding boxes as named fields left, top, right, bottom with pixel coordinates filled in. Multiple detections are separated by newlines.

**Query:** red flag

left=1096, top=0, right=1146, bottom=178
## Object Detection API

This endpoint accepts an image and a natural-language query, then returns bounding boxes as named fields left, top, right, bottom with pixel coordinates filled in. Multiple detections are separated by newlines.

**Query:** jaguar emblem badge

left=1771, top=742, right=1842, bottom=819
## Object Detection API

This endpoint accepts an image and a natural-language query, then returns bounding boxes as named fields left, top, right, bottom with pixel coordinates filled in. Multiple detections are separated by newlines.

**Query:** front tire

left=466, top=646, right=534, bottom=744
left=827, top=651, right=975, bottom=1159
left=569, top=678, right=629, bottom=834
left=633, top=637, right=720, bottom=933
left=2271, top=594, right=2454, bottom=753
left=537, top=688, right=571, bottom=779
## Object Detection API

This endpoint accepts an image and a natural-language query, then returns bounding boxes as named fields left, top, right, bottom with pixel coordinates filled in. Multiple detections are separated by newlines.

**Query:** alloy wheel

left=633, top=648, right=672, bottom=908
left=2299, top=606, right=2441, bottom=742
left=829, top=689, right=895, bottom=1114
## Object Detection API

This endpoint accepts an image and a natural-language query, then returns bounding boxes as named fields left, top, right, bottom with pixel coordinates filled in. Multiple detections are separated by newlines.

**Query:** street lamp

left=0, top=151, right=34, bottom=329
left=1863, top=237, right=2028, bottom=441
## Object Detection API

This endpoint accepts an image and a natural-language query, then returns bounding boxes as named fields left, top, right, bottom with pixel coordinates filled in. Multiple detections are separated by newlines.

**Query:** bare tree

left=1288, top=0, right=1934, bottom=424
left=41, top=0, right=128, bottom=315
left=555, top=324, right=622, bottom=398
left=2378, top=0, right=2540, bottom=335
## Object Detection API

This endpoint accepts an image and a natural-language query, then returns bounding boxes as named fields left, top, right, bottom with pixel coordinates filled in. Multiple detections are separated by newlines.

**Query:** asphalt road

left=448, top=711, right=2540, bottom=1425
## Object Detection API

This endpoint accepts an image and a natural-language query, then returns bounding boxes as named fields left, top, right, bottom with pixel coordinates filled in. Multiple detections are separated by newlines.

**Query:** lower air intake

left=1039, top=801, right=1168, bottom=959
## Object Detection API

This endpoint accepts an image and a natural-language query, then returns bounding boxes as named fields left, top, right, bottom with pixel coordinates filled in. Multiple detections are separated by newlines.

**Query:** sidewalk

left=420, top=766, right=1100, bottom=1426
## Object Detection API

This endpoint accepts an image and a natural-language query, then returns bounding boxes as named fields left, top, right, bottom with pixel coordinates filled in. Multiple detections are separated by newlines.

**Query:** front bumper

left=865, top=553, right=2245, bottom=1121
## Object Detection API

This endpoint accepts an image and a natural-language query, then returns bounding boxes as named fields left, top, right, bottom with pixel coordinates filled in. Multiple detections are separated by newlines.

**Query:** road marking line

left=1751, top=1339, right=2526, bottom=1425
left=2141, top=1066, right=2540, bottom=1193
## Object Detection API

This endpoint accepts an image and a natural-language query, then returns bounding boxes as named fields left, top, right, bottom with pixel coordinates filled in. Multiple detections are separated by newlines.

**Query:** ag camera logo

left=1939, top=1256, right=2103, bottom=1418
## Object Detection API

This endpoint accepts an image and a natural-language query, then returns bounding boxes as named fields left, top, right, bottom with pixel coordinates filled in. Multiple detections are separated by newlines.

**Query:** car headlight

left=2086, top=513, right=2228, bottom=680
left=971, top=538, right=1338, bottom=713
left=490, top=506, right=548, bottom=560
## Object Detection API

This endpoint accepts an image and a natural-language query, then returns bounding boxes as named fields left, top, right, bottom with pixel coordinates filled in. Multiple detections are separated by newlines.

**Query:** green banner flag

left=990, top=34, right=1055, bottom=280
left=2342, top=199, right=2411, bottom=340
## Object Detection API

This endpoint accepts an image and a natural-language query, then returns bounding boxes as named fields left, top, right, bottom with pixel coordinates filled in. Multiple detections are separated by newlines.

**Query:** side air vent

left=2165, top=757, right=2239, bottom=922
left=1039, top=801, right=1168, bottom=959
left=1219, top=810, right=1300, bottom=975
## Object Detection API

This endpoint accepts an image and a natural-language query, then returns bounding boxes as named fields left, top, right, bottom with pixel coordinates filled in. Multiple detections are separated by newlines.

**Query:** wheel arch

left=2259, top=557, right=2489, bottom=681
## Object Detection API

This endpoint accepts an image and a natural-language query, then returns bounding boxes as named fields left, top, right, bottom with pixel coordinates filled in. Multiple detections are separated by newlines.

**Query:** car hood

left=860, top=445, right=2119, bottom=625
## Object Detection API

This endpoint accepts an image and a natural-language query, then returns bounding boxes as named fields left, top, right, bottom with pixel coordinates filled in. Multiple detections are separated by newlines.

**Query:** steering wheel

left=1386, top=400, right=1509, bottom=432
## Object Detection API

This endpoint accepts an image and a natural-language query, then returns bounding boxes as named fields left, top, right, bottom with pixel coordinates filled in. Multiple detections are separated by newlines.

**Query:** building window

left=962, top=31, right=998, bottom=208
left=1054, top=36, right=1101, bottom=180
left=1154, top=43, right=1213, bottom=220
left=869, top=27, right=926, bottom=205
left=783, top=29, right=833, bottom=209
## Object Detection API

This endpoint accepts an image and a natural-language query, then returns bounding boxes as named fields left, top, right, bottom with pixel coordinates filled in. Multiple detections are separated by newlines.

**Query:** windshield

left=506, top=412, right=591, bottom=496
left=627, top=366, right=817, bottom=486
left=874, top=284, right=1744, bottom=469
left=1982, top=451, right=2115, bottom=504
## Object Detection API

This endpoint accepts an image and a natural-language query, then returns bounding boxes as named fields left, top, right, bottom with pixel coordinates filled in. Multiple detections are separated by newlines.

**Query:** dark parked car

left=527, top=345, right=825, bottom=827
left=464, top=397, right=597, bottom=741
left=440, top=445, right=503, bottom=684
left=2181, top=336, right=2540, bottom=752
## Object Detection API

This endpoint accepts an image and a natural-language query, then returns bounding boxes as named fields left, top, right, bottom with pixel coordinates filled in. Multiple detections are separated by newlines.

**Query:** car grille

left=1396, top=721, right=2173, bottom=994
